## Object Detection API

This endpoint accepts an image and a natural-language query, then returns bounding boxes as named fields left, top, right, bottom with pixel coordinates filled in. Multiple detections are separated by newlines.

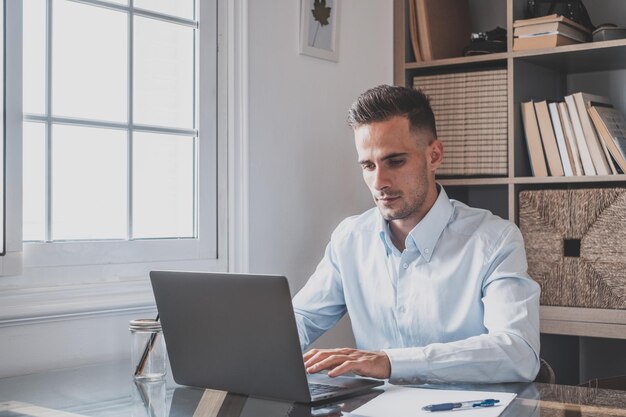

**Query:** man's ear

left=428, top=139, right=443, bottom=171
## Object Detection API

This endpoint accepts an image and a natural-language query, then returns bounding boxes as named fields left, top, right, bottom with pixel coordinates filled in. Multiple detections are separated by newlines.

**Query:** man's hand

left=303, top=348, right=391, bottom=379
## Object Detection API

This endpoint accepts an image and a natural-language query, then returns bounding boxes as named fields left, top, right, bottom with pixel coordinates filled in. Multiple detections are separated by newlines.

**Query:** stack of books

left=414, top=69, right=508, bottom=177
left=521, top=93, right=626, bottom=177
left=513, top=14, right=591, bottom=51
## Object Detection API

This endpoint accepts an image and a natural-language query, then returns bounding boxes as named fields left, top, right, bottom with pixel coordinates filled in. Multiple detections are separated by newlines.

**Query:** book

left=548, top=102, right=574, bottom=176
left=534, top=101, right=564, bottom=176
left=557, top=102, right=583, bottom=176
left=572, top=92, right=612, bottom=175
left=564, top=95, right=596, bottom=175
left=513, top=14, right=591, bottom=34
left=415, top=0, right=471, bottom=61
left=532, top=102, right=561, bottom=176
left=599, top=127, right=618, bottom=174
left=408, top=0, right=422, bottom=62
left=513, top=33, right=580, bottom=51
left=514, top=21, right=590, bottom=42
left=515, top=30, right=587, bottom=44
left=588, top=105, right=626, bottom=173
left=520, top=101, right=548, bottom=177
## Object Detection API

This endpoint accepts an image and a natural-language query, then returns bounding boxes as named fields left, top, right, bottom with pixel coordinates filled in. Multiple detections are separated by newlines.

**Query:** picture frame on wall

left=299, top=0, right=339, bottom=62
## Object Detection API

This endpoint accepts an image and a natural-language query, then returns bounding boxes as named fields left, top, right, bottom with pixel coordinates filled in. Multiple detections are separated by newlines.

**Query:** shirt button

left=424, top=248, right=430, bottom=254
left=398, top=306, right=406, bottom=313
left=402, top=263, right=409, bottom=269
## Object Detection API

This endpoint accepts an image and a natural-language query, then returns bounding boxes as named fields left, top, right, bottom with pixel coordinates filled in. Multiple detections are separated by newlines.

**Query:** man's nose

left=372, top=167, right=390, bottom=191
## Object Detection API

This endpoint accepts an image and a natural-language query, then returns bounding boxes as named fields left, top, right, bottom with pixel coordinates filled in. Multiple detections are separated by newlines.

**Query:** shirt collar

left=379, top=220, right=397, bottom=257
left=378, top=184, right=454, bottom=262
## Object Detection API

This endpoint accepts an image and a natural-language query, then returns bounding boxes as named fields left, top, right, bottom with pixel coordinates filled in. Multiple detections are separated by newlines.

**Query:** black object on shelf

left=525, top=0, right=594, bottom=31
left=593, top=24, right=626, bottom=42
left=463, top=27, right=507, bottom=56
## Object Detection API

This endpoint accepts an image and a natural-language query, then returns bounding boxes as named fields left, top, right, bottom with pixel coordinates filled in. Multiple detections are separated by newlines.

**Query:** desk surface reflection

left=1, top=361, right=626, bottom=417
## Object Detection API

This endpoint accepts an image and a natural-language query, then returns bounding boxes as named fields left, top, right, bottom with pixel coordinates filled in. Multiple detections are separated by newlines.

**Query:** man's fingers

left=330, top=352, right=391, bottom=379
left=327, top=360, right=360, bottom=377
left=303, top=348, right=355, bottom=368
left=306, top=354, right=350, bottom=373
left=304, top=350, right=330, bottom=368
left=304, top=350, right=332, bottom=367
left=302, top=348, right=391, bottom=379
left=302, top=349, right=319, bottom=362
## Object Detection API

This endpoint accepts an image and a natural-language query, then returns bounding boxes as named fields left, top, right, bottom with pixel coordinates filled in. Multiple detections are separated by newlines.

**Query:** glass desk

left=1, top=360, right=626, bottom=416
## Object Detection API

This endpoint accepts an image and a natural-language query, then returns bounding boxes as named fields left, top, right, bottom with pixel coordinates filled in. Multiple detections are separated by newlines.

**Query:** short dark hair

left=347, top=85, right=437, bottom=142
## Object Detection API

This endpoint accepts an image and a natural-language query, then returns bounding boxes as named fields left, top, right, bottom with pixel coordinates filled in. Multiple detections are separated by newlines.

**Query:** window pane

left=52, top=125, right=128, bottom=240
left=23, top=122, right=47, bottom=241
left=134, top=17, right=194, bottom=129
left=132, top=132, right=194, bottom=239
left=53, top=0, right=127, bottom=122
left=134, top=0, right=194, bottom=20
left=23, top=0, right=46, bottom=115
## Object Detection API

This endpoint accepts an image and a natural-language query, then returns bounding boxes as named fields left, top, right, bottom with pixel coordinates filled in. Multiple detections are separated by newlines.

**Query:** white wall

left=247, top=0, right=393, bottom=347
left=0, top=312, right=146, bottom=377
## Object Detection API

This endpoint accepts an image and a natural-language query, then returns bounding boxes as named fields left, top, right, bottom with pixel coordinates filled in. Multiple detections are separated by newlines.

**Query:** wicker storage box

left=518, top=188, right=626, bottom=309
left=413, top=69, right=508, bottom=177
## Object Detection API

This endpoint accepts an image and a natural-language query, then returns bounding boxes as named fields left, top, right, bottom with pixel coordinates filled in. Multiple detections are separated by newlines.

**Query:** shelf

left=439, top=177, right=510, bottom=186
left=512, top=39, right=626, bottom=73
left=440, top=175, right=626, bottom=186
left=514, top=175, right=626, bottom=185
left=404, top=52, right=508, bottom=71
left=540, top=306, right=626, bottom=339
left=402, top=40, right=626, bottom=74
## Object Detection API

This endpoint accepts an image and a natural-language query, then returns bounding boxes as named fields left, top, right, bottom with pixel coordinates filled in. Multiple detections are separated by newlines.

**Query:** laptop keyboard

left=309, top=382, right=344, bottom=396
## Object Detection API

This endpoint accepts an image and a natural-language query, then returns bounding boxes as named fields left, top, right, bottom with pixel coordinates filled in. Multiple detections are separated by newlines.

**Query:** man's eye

left=361, top=164, right=374, bottom=171
left=389, top=159, right=405, bottom=166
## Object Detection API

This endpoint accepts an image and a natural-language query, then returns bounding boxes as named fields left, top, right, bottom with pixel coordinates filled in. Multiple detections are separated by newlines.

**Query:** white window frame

left=1, top=0, right=24, bottom=276
left=0, top=0, right=4, bottom=258
left=19, top=0, right=227, bottom=275
left=0, top=0, right=246, bottom=328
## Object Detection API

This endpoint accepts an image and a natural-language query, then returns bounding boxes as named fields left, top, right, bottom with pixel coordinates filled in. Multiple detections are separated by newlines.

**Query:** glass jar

left=129, top=319, right=167, bottom=380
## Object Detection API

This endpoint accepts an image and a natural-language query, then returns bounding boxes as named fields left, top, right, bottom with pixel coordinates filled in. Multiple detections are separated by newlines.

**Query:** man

left=292, top=85, right=540, bottom=384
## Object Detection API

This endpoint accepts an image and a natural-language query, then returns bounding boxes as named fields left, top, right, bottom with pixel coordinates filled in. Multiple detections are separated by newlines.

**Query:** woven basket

left=518, top=188, right=626, bottom=309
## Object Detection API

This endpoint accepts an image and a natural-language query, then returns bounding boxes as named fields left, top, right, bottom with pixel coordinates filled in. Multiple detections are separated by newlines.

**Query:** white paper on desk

left=351, top=385, right=517, bottom=417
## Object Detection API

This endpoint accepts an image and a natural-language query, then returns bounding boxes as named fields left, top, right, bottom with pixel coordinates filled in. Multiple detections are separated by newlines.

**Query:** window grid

left=45, top=0, right=53, bottom=242
left=24, top=0, right=199, bottom=242
left=192, top=0, right=198, bottom=236
left=128, top=0, right=134, bottom=241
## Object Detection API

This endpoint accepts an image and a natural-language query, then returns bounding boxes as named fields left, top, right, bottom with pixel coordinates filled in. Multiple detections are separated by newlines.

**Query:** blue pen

left=422, top=398, right=500, bottom=412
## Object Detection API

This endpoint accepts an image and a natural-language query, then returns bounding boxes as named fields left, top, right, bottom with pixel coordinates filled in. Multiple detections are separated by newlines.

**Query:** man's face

left=354, top=116, right=442, bottom=225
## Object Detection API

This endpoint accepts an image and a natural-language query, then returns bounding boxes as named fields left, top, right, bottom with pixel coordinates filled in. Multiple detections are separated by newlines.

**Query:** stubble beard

left=377, top=187, right=428, bottom=222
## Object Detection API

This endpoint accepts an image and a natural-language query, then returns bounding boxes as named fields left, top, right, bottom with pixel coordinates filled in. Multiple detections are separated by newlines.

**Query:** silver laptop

left=150, top=271, right=383, bottom=403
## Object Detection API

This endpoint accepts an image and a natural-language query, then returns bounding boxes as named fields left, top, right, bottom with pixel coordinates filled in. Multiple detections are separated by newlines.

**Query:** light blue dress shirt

left=293, top=186, right=540, bottom=384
